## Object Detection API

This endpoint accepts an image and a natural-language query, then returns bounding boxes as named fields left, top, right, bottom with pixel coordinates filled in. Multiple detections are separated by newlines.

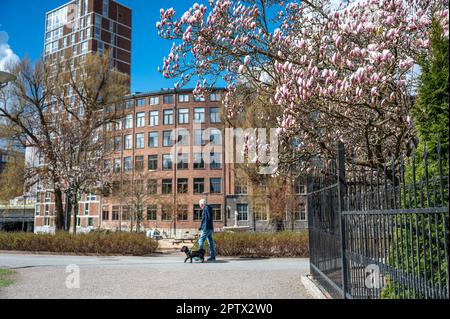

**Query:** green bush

left=201, top=231, right=309, bottom=258
left=0, top=232, right=158, bottom=256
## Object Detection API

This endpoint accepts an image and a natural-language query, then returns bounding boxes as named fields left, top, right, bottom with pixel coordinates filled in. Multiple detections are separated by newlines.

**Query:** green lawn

left=0, top=268, right=15, bottom=288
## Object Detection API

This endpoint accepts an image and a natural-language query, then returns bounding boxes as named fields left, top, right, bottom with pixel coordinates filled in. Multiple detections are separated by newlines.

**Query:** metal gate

left=307, top=143, right=449, bottom=299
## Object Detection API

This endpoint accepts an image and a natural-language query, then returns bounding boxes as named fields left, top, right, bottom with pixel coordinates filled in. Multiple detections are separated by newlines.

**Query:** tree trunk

left=72, top=192, right=78, bottom=234
left=54, top=188, right=65, bottom=231
left=65, top=192, right=72, bottom=232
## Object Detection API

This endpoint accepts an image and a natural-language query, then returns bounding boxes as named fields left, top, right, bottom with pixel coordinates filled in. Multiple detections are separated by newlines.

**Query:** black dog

left=181, top=246, right=205, bottom=263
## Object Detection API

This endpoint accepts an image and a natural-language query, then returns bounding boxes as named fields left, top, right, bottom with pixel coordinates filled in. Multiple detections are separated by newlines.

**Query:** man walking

left=198, top=199, right=216, bottom=261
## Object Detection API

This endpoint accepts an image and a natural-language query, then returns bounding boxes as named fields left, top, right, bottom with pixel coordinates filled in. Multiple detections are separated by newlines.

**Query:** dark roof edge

left=126, top=87, right=226, bottom=99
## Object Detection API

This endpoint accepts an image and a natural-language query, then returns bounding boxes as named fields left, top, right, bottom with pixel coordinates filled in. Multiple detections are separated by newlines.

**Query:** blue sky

left=0, top=0, right=205, bottom=93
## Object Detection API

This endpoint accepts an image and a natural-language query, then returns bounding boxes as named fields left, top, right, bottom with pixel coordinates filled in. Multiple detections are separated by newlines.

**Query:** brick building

left=44, top=0, right=131, bottom=74
left=32, top=0, right=307, bottom=235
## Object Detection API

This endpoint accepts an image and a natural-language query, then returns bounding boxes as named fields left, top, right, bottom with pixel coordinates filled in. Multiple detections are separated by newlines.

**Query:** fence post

left=306, top=174, right=313, bottom=275
left=337, top=142, right=348, bottom=299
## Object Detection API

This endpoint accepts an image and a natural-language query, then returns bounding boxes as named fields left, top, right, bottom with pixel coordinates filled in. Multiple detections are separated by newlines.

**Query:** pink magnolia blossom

left=157, top=0, right=449, bottom=165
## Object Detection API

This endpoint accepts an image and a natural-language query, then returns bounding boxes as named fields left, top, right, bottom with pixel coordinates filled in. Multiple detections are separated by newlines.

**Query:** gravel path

left=0, top=253, right=312, bottom=299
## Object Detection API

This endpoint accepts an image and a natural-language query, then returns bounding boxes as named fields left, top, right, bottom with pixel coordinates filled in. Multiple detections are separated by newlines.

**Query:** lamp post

left=0, top=71, right=16, bottom=89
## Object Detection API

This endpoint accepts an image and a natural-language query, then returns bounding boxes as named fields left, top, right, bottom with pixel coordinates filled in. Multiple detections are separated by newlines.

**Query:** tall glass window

left=149, top=111, right=159, bottom=126
left=178, top=109, right=189, bottom=124
left=124, top=114, right=133, bottom=129
left=148, top=132, right=158, bottom=148
left=162, top=154, right=172, bottom=170
left=237, top=204, right=248, bottom=221
left=124, top=157, right=132, bottom=172
left=194, top=108, right=205, bottom=123
left=164, top=109, right=174, bottom=125
left=210, top=107, right=220, bottom=123
left=136, top=112, right=145, bottom=127
left=124, top=135, right=132, bottom=149
left=135, top=133, right=144, bottom=149
left=163, top=131, right=173, bottom=147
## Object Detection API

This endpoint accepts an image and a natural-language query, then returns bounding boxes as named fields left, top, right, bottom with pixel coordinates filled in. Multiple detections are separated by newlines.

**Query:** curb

left=301, top=274, right=330, bottom=299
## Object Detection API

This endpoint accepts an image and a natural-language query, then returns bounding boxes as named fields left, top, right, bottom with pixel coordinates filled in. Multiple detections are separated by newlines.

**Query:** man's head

left=199, top=199, right=207, bottom=209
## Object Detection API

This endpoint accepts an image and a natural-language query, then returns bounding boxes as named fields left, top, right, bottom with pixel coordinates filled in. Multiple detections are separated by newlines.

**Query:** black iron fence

left=307, top=142, right=449, bottom=299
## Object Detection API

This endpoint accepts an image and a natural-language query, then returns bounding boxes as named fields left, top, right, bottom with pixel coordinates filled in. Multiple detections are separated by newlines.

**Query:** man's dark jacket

left=199, top=204, right=214, bottom=231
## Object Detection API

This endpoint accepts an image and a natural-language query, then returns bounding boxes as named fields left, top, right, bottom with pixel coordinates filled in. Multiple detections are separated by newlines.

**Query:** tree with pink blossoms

left=157, top=0, right=449, bottom=168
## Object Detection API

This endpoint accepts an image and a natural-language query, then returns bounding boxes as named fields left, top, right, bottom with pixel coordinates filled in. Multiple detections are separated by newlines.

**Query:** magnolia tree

left=157, top=0, right=449, bottom=168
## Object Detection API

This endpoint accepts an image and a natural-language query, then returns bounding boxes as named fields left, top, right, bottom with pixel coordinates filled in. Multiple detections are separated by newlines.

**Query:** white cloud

left=0, top=31, right=20, bottom=72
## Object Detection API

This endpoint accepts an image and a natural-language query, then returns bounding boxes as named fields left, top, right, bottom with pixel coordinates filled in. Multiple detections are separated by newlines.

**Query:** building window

left=112, top=206, right=120, bottom=220
left=115, top=119, right=123, bottom=130
left=148, top=132, right=158, bottom=148
left=210, top=107, right=220, bottom=123
left=147, top=179, right=157, bottom=194
left=102, top=208, right=109, bottom=221
left=177, top=129, right=189, bottom=146
left=193, top=205, right=202, bottom=221
left=135, top=133, right=145, bottom=149
left=135, top=156, right=144, bottom=171
left=124, top=114, right=133, bottom=129
left=163, top=109, right=174, bottom=125
left=95, top=13, right=102, bottom=28
left=177, top=153, right=189, bottom=170
left=177, top=205, right=188, bottom=221
left=125, top=100, right=134, bottom=109
left=193, top=178, right=205, bottom=194
left=193, top=108, right=205, bottom=123
left=254, top=204, right=267, bottom=221
left=147, top=205, right=157, bottom=220
left=148, top=155, right=158, bottom=170
left=81, top=41, right=88, bottom=54
left=235, top=178, right=248, bottom=194
left=163, top=131, right=173, bottom=147
left=210, top=128, right=222, bottom=145
left=193, top=153, right=205, bottom=169
left=113, top=158, right=121, bottom=173
left=124, top=135, right=132, bottom=149
left=149, top=96, right=159, bottom=105
left=294, top=204, right=307, bottom=221
left=149, top=111, right=159, bottom=126
left=136, top=112, right=145, bottom=127
left=194, top=95, right=205, bottom=102
left=178, top=94, right=189, bottom=102
left=162, top=154, right=172, bottom=170
left=124, top=157, right=132, bottom=172
left=122, top=206, right=131, bottom=221
left=113, top=136, right=121, bottom=151
left=163, top=95, right=174, bottom=104
left=295, top=183, right=306, bottom=195
left=210, top=92, right=221, bottom=102
left=44, top=216, right=50, bottom=226
left=178, top=109, right=189, bottom=124
left=102, top=0, right=109, bottom=16
left=194, top=129, right=205, bottom=146
left=237, top=204, right=248, bottom=221
left=210, top=178, right=222, bottom=194
left=45, top=204, right=50, bottom=215
left=136, top=98, right=145, bottom=107
left=45, top=191, right=51, bottom=202
left=211, top=204, right=222, bottom=221
left=94, top=27, right=101, bottom=40
left=177, top=178, right=188, bottom=194
left=88, top=217, right=94, bottom=227
left=210, top=152, right=222, bottom=169
left=98, top=41, right=104, bottom=55
left=84, top=202, right=90, bottom=215
left=87, top=193, right=96, bottom=201
left=161, top=208, right=172, bottom=220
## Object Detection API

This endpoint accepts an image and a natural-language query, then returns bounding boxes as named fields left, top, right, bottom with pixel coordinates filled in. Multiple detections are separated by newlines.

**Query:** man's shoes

left=206, top=256, right=216, bottom=261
